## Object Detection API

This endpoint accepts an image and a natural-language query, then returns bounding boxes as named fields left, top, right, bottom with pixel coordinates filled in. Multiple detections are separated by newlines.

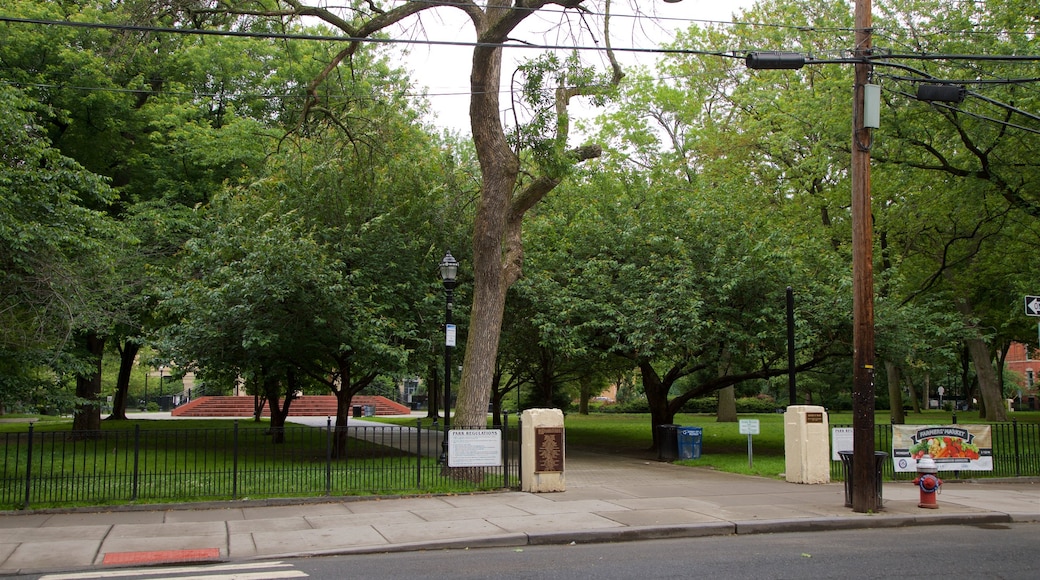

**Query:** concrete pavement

left=0, top=428, right=1038, bottom=576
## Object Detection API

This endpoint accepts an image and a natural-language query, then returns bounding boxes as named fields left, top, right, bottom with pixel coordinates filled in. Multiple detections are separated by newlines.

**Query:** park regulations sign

left=891, top=425, right=993, bottom=473
left=448, top=429, right=502, bottom=468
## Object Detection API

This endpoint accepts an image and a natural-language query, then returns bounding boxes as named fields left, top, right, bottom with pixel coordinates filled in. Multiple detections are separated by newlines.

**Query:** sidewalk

left=0, top=439, right=1038, bottom=575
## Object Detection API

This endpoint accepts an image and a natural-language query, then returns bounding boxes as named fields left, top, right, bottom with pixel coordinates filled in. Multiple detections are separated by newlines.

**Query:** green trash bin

left=678, top=427, right=703, bottom=459
left=657, top=425, right=679, bottom=461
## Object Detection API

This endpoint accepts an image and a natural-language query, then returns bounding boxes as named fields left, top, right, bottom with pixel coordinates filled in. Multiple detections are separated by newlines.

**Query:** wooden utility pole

left=851, top=0, right=878, bottom=513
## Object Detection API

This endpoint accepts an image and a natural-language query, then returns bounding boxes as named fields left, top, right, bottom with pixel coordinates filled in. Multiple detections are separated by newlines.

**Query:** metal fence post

left=1013, top=418, right=1021, bottom=477
left=325, top=417, right=333, bottom=496
left=517, top=414, right=523, bottom=488
left=132, top=424, right=140, bottom=501
left=23, top=424, right=34, bottom=510
left=232, top=420, right=239, bottom=500
left=416, top=418, right=423, bottom=489
left=502, top=414, right=509, bottom=489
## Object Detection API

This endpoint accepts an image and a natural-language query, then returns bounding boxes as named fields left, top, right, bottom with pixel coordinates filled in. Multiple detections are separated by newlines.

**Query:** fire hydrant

left=912, top=454, right=942, bottom=509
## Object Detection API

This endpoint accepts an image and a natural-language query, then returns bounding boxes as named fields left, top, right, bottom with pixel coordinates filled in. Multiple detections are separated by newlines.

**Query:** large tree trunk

left=108, top=339, right=141, bottom=420
left=905, top=373, right=922, bottom=414
left=453, top=20, right=520, bottom=431
left=953, top=296, right=1007, bottom=421
left=964, top=337, right=1005, bottom=420
left=886, top=361, right=905, bottom=424
left=640, top=361, right=678, bottom=450
left=262, top=373, right=292, bottom=444
left=578, top=374, right=592, bottom=415
left=333, top=390, right=353, bottom=459
left=716, top=386, right=737, bottom=422
left=72, top=332, right=105, bottom=434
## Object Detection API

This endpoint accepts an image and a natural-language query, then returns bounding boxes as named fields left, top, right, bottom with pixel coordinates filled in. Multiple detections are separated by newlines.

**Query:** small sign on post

left=1025, top=296, right=1040, bottom=317
left=739, top=419, right=760, bottom=468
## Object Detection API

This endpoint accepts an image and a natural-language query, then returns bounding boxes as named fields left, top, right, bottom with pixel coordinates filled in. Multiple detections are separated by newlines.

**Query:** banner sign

left=891, top=425, right=993, bottom=472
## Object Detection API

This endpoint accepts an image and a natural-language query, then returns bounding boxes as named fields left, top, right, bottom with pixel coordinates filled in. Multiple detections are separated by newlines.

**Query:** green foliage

left=0, top=84, right=128, bottom=408
left=602, top=397, right=779, bottom=415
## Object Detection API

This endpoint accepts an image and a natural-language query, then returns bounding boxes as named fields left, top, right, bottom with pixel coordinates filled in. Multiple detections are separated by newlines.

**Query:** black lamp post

left=439, top=251, right=459, bottom=466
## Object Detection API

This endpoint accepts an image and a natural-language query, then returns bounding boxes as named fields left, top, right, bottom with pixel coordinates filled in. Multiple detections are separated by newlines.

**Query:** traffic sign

left=1026, top=296, right=1040, bottom=317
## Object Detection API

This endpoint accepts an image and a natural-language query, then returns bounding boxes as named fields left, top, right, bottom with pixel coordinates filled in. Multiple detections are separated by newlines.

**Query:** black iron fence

left=830, top=419, right=1040, bottom=481
left=1, top=418, right=520, bottom=510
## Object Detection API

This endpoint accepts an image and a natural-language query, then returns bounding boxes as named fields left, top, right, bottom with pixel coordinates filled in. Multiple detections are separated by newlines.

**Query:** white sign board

left=739, top=419, right=760, bottom=435
left=448, top=429, right=501, bottom=467
left=445, top=324, right=457, bottom=347
left=1026, top=296, right=1040, bottom=317
left=831, top=427, right=854, bottom=461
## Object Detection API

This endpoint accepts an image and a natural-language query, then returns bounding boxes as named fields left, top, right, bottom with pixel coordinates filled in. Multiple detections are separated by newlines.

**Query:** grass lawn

left=1, top=416, right=508, bottom=509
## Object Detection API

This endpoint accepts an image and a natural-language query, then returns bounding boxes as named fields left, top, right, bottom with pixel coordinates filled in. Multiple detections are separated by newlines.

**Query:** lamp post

left=439, top=251, right=459, bottom=466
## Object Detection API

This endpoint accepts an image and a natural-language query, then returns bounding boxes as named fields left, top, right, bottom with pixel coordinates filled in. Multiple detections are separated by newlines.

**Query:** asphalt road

left=296, top=523, right=1037, bottom=580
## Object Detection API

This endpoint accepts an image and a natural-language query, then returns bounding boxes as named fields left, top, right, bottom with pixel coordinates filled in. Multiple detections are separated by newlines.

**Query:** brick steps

left=171, top=395, right=411, bottom=418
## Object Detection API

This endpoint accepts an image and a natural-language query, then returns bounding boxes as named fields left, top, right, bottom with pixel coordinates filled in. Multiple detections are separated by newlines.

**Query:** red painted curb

left=102, top=548, right=221, bottom=566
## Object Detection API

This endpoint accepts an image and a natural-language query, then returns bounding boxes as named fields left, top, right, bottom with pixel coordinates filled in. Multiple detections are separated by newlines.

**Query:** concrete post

left=520, top=408, right=565, bottom=492
left=784, top=405, right=830, bottom=484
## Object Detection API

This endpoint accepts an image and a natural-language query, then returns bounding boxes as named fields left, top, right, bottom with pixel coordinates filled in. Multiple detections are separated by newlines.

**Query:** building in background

left=1004, top=342, right=1040, bottom=410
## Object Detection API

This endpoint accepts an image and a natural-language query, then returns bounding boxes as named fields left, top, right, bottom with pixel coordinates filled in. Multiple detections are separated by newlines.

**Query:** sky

left=385, top=1, right=757, bottom=133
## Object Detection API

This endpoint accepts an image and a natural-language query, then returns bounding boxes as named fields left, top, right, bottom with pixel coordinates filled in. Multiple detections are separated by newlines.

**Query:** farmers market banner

left=892, top=425, right=993, bottom=473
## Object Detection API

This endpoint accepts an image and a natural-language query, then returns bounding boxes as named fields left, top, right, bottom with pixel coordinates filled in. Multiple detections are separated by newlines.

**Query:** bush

left=736, top=396, right=777, bottom=413
left=146, top=401, right=160, bottom=412
left=596, top=395, right=779, bottom=415
left=680, top=397, right=717, bottom=413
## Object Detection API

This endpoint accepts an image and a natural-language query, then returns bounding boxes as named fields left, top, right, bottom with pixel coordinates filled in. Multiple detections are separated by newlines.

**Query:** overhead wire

left=2, top=12, right=1039, bottom=133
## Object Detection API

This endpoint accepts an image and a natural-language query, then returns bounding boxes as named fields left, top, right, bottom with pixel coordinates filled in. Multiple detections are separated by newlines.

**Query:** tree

left=0, top=85, right=125, bottom=416
left=617, top=0, right=1040, bottom=423
left=149, top=0, right=688, bottom=433
left=866, top=0, right=1040, bottom=420
left=520, top=168, right=850, bottom=446
left=161, top=65, right=470, bottom=450
left=0, top=0, right=276, bottom=422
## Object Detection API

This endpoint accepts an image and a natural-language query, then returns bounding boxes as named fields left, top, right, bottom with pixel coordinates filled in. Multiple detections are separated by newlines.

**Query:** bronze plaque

left=806, top=412, right=824, bottom=424
left=534, top=427, right=564, bottom=473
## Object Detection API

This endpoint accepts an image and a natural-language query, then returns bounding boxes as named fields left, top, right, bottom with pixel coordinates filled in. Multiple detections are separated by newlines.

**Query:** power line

left=4, top=13, right=1038, bottom=128
left=0, top=15, right=733, bottom=59
left=885, top=87, right=1040, bottom=136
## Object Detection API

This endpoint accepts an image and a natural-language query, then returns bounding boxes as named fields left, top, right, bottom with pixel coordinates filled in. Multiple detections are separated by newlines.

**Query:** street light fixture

left=439, top=251, right=459, bottom=466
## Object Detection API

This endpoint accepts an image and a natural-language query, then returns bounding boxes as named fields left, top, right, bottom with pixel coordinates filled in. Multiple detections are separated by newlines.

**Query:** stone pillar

left=521, top=408, right=565, bottom=492
left=784, top=405, right=830, bottom=484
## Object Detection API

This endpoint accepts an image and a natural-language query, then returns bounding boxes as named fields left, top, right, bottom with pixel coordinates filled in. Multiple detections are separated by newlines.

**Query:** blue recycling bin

left=678, top=427, right=703, bottom=459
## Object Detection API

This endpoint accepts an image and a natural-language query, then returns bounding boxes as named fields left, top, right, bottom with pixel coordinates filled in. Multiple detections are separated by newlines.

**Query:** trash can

left=837, top=450, right=888, bottom=508
left=657, top=424, right=679, bottom=461
left=678, top=427, right=703, bottom=459
left=363, top=405, right=375, bottom=417
left=352, top=405, right=363, bottom=418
